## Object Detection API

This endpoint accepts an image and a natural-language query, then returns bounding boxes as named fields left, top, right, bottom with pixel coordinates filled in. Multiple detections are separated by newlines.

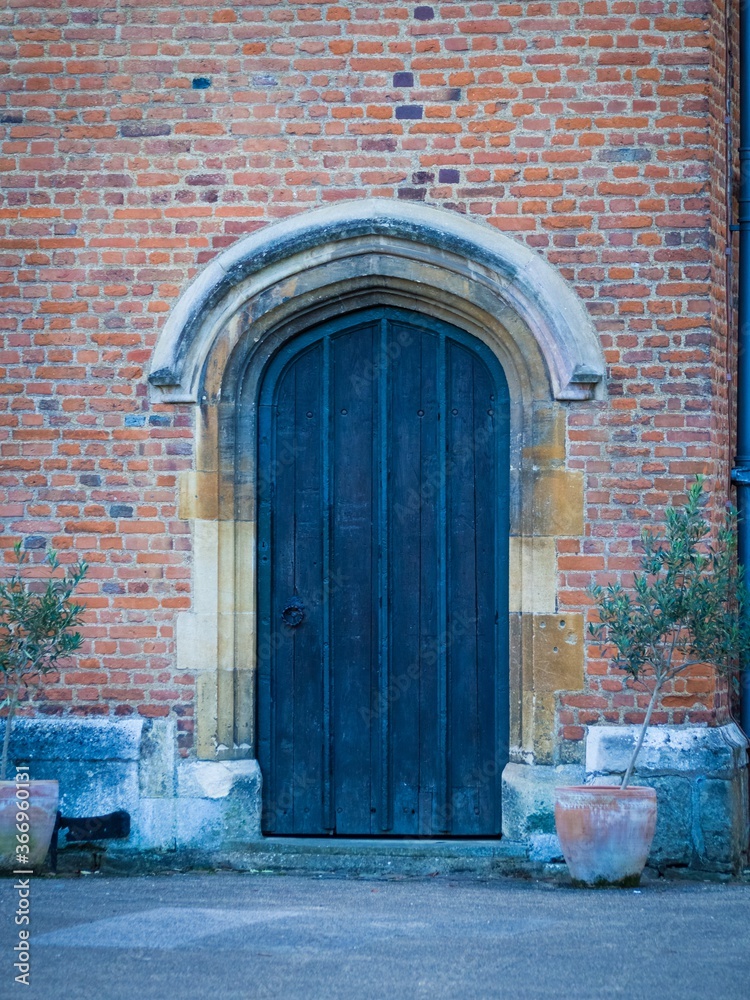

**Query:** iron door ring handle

left=281, top=601, right=305, bottom=627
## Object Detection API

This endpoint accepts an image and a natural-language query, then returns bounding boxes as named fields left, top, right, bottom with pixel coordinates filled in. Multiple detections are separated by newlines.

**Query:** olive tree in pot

left=555, top=478, right=750, bottom=887
left=0, top=542, right=87, bottom=871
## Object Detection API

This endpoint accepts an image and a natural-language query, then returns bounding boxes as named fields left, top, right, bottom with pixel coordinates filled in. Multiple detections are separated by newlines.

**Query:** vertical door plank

left=375, top=317, right=392, bottom=832
left=487, top=366, right=511, bottom=834
left=289, top=344, right=325, bottom=833
left=435, top=329, right=449, bottom=832
left=257, top=374, right=285, bottom=832
left=472, top=351, right=503, bottom=835
left=331, top=322, right=378, bottom=833
left=262, top=361, right=299, bottom=833
left=416, top=327, right=441, bottom=836
left=446, top=339, right=481, bottom=834
left=388, top=316, right=428, bottom=835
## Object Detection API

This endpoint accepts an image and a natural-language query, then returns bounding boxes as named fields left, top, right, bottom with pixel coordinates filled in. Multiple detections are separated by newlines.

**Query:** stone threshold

left=47, top=837, right=544, bottom=879
left=240, top=836, right=530, bottom=875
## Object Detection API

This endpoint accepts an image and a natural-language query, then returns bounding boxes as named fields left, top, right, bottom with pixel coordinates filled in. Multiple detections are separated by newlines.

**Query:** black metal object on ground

left=49, top=810, right=130, bottom=872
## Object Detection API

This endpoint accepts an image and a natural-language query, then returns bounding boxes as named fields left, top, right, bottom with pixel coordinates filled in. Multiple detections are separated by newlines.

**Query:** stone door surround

left=149, top=199, right=605, bottom=767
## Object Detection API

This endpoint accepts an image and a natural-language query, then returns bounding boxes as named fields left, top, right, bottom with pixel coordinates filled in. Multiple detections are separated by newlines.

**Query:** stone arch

left=160, top=200, right=603, bottom=785
left=149, top=199, right=604, bottom=404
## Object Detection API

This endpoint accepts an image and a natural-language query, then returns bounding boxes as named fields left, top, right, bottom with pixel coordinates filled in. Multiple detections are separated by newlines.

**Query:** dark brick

left=120, top=123, right=172, bottom=138
left=80, top=474, right=101, bottom=487
left=393, top=72, right=414, bottom=87
left=110, top=504, right=133, bottom=518
left=412, top=171, right=434, bottom=185
left=149, top=415, right=171, bottom=427
left=166, top=442, right=193, bottom=456
left=23, top=536, right=47, bottom=550
left=438, top=168, right=460, bottom=183
left=186, top=174, right=226, bottom=186
left=599, top=148, right=651, bottom=163
left=362, top=138, right=398, bottom=152
left=0, top=112, right=23, bottom=124
left=192, top=77, right=211, bottom=89
left=124, top=415, right=146, bottom=427
left=397, top=187, right=426, bottom=201
left=396, top=105, right=423, bottom=120
left=414, top=6, right=434, bottom=19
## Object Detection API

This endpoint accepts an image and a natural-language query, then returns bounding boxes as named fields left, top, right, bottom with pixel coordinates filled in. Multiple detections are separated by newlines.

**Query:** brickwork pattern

left=0, top=1, right=734, bottom=758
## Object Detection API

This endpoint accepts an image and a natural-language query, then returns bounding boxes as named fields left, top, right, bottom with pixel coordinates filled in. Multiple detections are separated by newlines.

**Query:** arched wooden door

left=257, top=307, right=510, bottom=836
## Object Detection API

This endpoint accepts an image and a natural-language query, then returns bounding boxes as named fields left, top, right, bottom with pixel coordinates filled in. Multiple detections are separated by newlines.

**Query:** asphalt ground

left=1, top=871, right=749, bottom=1000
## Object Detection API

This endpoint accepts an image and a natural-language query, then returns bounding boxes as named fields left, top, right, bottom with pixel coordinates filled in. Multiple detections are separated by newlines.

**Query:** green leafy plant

left=589, top=477, right=750, bottom=789
left=0, top=542, right=88, bottom=780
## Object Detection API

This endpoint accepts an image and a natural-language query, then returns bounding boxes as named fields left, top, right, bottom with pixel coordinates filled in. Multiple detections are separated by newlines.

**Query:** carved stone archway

left=150, top=200, right=605, bottom=796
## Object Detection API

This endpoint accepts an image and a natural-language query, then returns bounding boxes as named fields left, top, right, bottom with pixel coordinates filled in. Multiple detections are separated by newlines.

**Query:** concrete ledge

left=5, top=717, right=143, bottom=761
left=3, top=718, right=150, bottom=818
left=48, top=837, right=537, bottom=879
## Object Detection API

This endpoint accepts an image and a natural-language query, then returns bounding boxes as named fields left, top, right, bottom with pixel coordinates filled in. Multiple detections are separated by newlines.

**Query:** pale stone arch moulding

left=149, top=199, right=605, bottom=404
left=154, top=200, right=605, bottom=771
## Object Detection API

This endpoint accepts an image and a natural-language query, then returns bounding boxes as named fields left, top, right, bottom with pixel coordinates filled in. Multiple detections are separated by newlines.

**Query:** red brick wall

left=0, top=1, right=734, bottom=758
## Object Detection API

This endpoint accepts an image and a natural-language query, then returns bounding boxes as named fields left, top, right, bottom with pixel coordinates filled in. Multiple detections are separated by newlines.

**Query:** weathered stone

left=127, top=797, right=177, bottom=853
left=530, top=469, right=584, bottom=537
left=176, top=612, right=218, bottom=673
left=174, top=759, right=262, bottom=847
left=26, top=759, right=140, bottom=818
left=177, top=760, right=257, bottom=799
left=179, top=469, right=219, bottom=520
left=647, top=775, right=692, bottom=867
left=139, top=719, right=176, bottom=798
left=513, top=614, right=584, bottom=764
left=508, top=537, right=556, bottom=614
left=192, top=519, right=220, bottom=616
left=196, top=671, right=219, bottom=760
left=697, top=777, right=747, bottom=868
left=501, top=761, right=584, bottom=841
left=527, top=833, right=565, bottom=863
left=531, top=693, right=556, bottom=765
left=523, top=404, right=566, bottom=464
left=149, top=200, right=605, bottom=405
left=5, top=718, right=143, bottom=762
left=586, top=723, right=748, bottom=779
left=532, top=614, right=585, bottom=692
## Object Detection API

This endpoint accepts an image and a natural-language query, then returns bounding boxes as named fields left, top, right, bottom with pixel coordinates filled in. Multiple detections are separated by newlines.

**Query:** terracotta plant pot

left=0, top=779, right=59, bottom=872
left=554, top=785, right=657, bottom=887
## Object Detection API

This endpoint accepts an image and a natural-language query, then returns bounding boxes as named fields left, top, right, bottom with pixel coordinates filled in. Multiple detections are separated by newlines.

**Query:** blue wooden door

left=257, top=307, right=509, bottom=836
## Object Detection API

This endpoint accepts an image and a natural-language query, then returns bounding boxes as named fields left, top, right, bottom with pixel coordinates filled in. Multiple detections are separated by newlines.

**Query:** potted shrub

left=0, top=542, right=87, bottom=871
left=555, top=477, right=750, bottom=886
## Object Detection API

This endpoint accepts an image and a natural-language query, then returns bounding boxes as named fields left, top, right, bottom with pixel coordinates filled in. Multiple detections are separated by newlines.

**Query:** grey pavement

left=1, top=871, right=749, bottom=1000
